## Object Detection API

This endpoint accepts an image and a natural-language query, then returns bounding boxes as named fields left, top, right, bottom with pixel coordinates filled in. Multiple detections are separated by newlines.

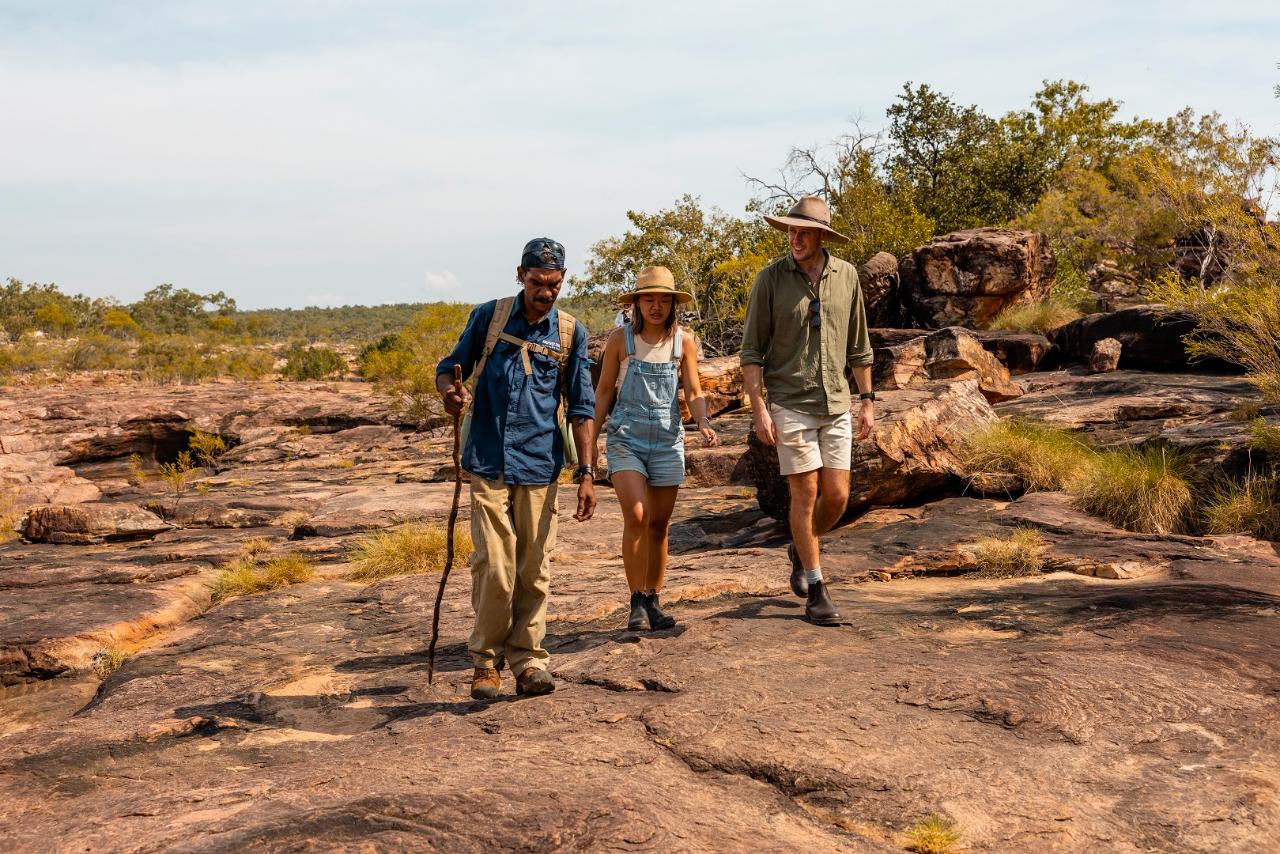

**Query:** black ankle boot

left=627, top=591, right=647, bottom=631
left=643, top=591, right=676, bottom=630
left=787, top=543, right=808, bottom=597
left=804, top=580, right=842, bottom=626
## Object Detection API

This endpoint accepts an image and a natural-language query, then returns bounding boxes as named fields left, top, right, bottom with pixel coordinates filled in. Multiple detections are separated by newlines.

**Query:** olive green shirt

left=740, top=251, right=874, bottom=416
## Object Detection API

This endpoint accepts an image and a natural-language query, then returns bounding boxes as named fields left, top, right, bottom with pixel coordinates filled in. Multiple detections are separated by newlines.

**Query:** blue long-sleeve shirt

left=437, top=294, right=595, bottom=485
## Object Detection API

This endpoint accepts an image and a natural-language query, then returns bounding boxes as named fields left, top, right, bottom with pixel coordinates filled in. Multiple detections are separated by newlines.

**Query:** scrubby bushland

left=280, top=343, right=347, bottom=380
left=572, top=80, right=1276, bottom=350
left=359, top=303, right=472, bottom=424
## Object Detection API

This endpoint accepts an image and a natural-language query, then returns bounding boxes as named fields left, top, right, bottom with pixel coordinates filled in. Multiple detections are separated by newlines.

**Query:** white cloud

left=423, top=271, right=462, bottom=294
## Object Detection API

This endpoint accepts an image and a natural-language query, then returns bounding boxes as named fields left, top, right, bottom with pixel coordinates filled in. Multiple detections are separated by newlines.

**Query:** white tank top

left=618, top=325, right=680, bottom=386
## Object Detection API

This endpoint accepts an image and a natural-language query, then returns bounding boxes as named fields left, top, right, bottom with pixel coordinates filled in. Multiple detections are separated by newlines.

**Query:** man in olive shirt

left=740, top=195, right=875, bottom=626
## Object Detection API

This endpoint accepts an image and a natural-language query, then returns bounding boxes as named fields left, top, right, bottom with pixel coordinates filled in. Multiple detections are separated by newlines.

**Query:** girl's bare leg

left=643, top=485, right=680, bottom=592
left=611, top=471, right=650, bottom=593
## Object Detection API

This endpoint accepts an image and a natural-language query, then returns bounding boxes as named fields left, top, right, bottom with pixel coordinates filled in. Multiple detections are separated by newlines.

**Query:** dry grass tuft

left=903, top=815, right=961, bottom=854
left=274, top=510, right=310, bottom=530
left=240, top=536, right=274, bottom=557
left=1074, top=446, right=1195, bottom=535
left=1204, top=474, right=1280, bottom=540
left=0, top=488, right=20, bottom=543
left=988, top=298, right=1082, bottom=335
left=1248, top=418, right=1280, bottom=456
left=91, top=647, right=131, bottom=679
left=971, top=526, right=1047, bottom=577
left=1229, top=401, right=1262, bottom=421
left=213, top=553, right=316, bottom=601
left=961, top=420, right=1093, bottom=492
left=347, top=522, right=471, bottom=582
left=126, top=452, right=149, bottom=486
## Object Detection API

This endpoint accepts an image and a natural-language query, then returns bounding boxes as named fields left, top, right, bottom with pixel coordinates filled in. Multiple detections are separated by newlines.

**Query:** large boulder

left=922, top=328, right=1023, bottom=403
left=873, top=328, right=1021, bottom=403
left=900, top=228, right=1056, bottom=328
left=858, top=251, right=905, bottom=328
left=1050, top=305, right=1243, bottom=372
left=20, top=503, right=172, bottom=544
left=746, top=379, right=998, bottom=520
left=872, top=328, right=1054, bottom=375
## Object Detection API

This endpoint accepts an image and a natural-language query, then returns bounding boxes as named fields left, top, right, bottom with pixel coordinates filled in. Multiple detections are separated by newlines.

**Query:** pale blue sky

left=2, top=1, right=1277, bottom=309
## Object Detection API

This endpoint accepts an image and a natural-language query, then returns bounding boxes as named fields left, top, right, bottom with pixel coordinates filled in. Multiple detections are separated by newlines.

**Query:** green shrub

left=281, top=344, right=347, bottom=380
left=360, top=303, right=472, bottom=424
left=102, top=308, right=143, bottom=339
left=134, top=336, right=211, bottom=382
left=1204, top=474, right=1280, bottom=540
left=347, top=522, right=471, bottom=582
left=1074, top=445, right=1195, bottom=535
left=188, top=429, right=228, bottom=469
left=211, top=347, right=273, bottom=380
left=971, top=526, right=1047, bottom=577
left=62, top=334, right=133, bottom=371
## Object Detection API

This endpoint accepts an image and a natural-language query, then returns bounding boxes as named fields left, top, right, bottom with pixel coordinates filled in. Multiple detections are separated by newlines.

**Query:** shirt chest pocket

left=498, top=342, right=562, bottom=423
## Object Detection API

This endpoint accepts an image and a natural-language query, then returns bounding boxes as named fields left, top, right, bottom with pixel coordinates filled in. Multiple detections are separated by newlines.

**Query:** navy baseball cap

left=521, top=238, right=566, bottom=270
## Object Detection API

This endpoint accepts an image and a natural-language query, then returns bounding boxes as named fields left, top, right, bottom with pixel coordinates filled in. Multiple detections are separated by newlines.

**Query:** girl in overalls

left=591, top=266, right=718, bottom=631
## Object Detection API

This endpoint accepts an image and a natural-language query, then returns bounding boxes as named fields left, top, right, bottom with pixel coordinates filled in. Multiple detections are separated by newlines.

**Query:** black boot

left=627, top=591, right=648, bottom=631
left=804, top=580, right=842, bottom=626
left=788, top=543, right=808, bottom=597
left=643, top=591, right=676, bottom=630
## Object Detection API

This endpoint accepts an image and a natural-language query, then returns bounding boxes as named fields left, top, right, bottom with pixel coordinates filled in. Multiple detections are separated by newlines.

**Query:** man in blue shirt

left=436, top=238, right=596, bottom=700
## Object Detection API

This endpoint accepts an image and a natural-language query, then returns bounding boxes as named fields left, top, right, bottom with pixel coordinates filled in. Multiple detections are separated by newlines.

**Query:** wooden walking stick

left=427, top=364, right=465, bottom=685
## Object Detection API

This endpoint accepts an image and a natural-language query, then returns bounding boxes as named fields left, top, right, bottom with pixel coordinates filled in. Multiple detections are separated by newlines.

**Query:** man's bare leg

left=788, top=467, right=850, bottom=570
left=786, top=467, right=846, bottom=626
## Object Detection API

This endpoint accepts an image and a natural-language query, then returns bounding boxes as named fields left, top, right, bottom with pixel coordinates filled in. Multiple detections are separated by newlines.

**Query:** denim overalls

left=605, top=323, right=686, bottom=487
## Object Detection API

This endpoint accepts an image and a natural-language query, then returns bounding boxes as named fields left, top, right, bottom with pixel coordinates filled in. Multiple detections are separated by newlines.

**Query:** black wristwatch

left=573, top=464, right=596, bottom=483
left=858, top=391, right=876, bottom=401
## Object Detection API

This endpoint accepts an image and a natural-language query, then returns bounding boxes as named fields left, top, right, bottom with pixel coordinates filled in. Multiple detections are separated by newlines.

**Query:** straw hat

left=617, top=266, right=695, bottom=305
left=762, top=195, right=850, bottom=244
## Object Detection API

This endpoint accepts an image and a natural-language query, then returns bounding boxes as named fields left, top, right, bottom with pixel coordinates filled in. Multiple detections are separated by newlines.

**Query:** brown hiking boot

left=471, top=667, right=501, bottom=700
left=516, top=667, right=555, bottom=696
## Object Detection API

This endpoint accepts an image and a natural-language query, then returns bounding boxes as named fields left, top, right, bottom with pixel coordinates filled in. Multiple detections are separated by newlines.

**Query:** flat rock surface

left=1, top=378, right=1277, bottom=851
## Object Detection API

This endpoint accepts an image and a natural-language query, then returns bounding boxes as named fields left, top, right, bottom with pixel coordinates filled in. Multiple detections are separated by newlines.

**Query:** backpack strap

left=472, top=296, right=516, bottom=382
left=554, top=308, right=577, bottom=422
left=468, top=296, right=516, bottom=413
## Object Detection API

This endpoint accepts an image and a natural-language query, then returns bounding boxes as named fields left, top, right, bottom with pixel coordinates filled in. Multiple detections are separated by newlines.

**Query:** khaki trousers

left=468, top=475, right=558, bottom=675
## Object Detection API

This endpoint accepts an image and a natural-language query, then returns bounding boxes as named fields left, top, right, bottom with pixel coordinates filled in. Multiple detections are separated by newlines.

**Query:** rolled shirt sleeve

left=739, top=270, right=771, bottom=367
left=845, top=272, right=874, bottom=368
left=564, top=320, right=596, bottom=422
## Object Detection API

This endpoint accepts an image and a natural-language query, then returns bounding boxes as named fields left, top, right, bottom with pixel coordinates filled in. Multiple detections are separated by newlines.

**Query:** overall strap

left=622, top=322, right=636, bottom=356
left=671, top=323, right=682, bottom=360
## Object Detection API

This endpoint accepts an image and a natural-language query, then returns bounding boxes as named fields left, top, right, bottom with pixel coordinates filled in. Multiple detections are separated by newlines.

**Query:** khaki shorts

left=769, top=403, right=853, bottom=476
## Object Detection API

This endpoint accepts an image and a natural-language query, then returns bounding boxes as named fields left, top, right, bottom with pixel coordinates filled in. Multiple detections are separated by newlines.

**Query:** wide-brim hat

left=617, top=265, right=695, bottom=305
left=762, top=195, right=850, bottom=244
